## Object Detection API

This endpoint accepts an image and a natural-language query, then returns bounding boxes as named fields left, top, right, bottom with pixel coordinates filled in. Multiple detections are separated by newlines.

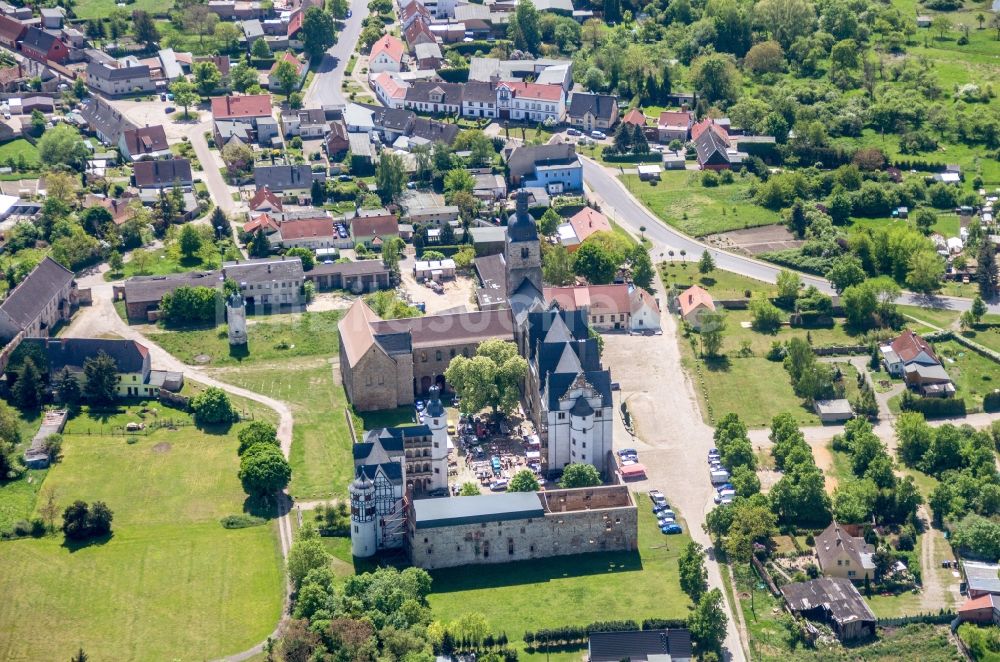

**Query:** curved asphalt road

left=581, top=157, right=982, bottom=314
left=304, top=0, right=370, bottom=108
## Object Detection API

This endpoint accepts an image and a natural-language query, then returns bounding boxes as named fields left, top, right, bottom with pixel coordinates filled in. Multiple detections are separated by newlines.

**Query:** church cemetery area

left=0, top=402, right=284, bottom=660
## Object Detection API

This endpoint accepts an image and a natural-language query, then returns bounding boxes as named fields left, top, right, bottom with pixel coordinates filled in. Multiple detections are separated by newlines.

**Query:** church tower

left=226, top=292, right=248, bottom=346
left=505, top=190, right=542, bottom=297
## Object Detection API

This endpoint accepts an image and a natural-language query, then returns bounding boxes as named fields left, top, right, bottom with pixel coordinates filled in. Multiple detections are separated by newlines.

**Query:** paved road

left=581, top=157, right=983, bottom=315
left=304, top=0, right=371, bottom=107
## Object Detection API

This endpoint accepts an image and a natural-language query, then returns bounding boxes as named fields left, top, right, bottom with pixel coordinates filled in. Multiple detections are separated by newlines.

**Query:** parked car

left=489, top=480, right=508, bottom=491
left=648, top=489, right=665, bottom=503
left=346, top=8, right=352, bottom=16
left=713, top=489, right=735, bottom=504
left=715, top=483, right=733, bottom=492
left=427, top=488, right=448, bottom=497
left=661, top=523, right=683, bottom=535
left=590, top=130, right=606, bottom=139
left=165, top=106, right=175, bottom=113
left=566, top=128, right=581, bottom=136
left=652, top=504, right=671, bottom=514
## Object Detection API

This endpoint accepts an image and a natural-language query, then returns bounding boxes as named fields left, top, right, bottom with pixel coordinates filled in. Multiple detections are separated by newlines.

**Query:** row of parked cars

left=648, top=489, right=682, bottom=535
left=708, top=448, right=735, bottom=505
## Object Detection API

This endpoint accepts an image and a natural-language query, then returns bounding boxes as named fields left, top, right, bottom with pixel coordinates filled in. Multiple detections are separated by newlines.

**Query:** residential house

left=349, top=211, right=399, bottom=246
left=325, top=120, right=350, bottom=157
left=25, top=337, right=184, bottom=398
left=20, top=27, right=69, bottom=64
left=879, top=330, right=955, bottom=397
left=781, top=578, right=876, bottom=643
left=556, top=206, right=610, bottom=251
left=692, top=119, right=745, bottom=170
left=253, top=164, right=323, bottom=195
left=403, top=81, right=464, bottom=115
left=403, top=19, right=435, bottom=49
left=495, top=81, right=566, bottom=124
left=249, top=186, right=283, bottom=213
left=115, top=271, right=220, bottom=321
left=268, top=51, right=306, bottom=92
left=505, top=143, right=581, bottom=192
left=369, top=34, right=405, bottom=73
left=621, top=108, right=647, bottom=128
left=0, top=15, right=25, bottom=49
left=118, top=125, right=171, bottom=161
left=958, top=594, right=1000, bottom=626
left=399, top=191, right=458, bottom=225
left=963, top=561, right=1000, bottom=599
left=414, top=41, right=443, bottom=70
left=545, top=284, right=661, bottom=333
left=815, top=521, right=875, bottom=581
left=133, top=158, right=193, bottom=190
left=40, top=7, right=65, bottom=29
left=80, top=97, right=137, bottom=145
left=242, top=18, right=265, bottom=43
left=566, top=92, right=619, bottom=132
left=0, top=257, right=79, bottom=343
left=629, top=287, right=661, bottom=333
left=283, top=107, right=328, bottom=137
left=224, top=257, right=304, bottom=307
left=270, top=217, right=335, bottom=250
left=461, top=81, right=497, bottom=119
left=370, top=72, right=409, bottom=109
left=472, top=172, right=506, bottom=202
left=657, top=110, right=692, bottom=143
left=399, top=0, right=432, bottom=29
left=469, top=226, right=506, bottom=256
left=588, top=630, right=692, bottom=662
left=675, top=285, right=715, bottom=330
left=243, top=212, right=280, bottom=239
left=409, top=117, right=459, bottom=145
left=214, top=119, right=254, bottom=147
left=195, top=55, right=231, bottom=85
left=86, top=61, right=155, bottom=96
left=305, top=259, right=392, bottom=293
left=84, top=193, right=137, bottom=226
left=211, top=93, right=273, bottom=124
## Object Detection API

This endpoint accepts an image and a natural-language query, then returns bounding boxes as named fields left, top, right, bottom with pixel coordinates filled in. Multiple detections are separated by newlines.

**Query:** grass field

left=0, top=405, right=284, bottom=661
left=935, top=339, right=1000, bottom=410
left=621, top=171, right=781, bottom=237
left=687, top=354, right=819, bottom=427
left=717, top=309, right=861, bottom=356
left=146, top=310, right=345, bottom=366
left=897, top=304, right=962, bottom=330
left=74, top=0, right=175, bottom=19
left=0, top=139, right=39, bottom=170
left=209, top=358, right=353, bottom=500
left=660, top=263, right=775, bottom=299
left=427, top=505, right=692, bottom=652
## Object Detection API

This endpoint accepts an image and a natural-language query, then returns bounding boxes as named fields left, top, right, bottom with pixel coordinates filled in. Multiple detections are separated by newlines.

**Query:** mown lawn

left=621, top=171, right=781, bottom=237
left=0, top=138, right=39, bottom=170
left=688, top=354, right=819, bottom=428
left=209, top=358, right=353, bottom=500
left=716, top=309, right=861, bottom=356
left=75, top=0, right=174, bottom=19
left=146, top=310, right=345, bottom=366
left=897, top=304, right=962, bottom=330
left=0, top=407, right=284, bottom=661
left=660, top=263, right=775, bottom=299
left=427, top=505, right=692, bottom=650
left=934, top=339, right=1000, bottom=410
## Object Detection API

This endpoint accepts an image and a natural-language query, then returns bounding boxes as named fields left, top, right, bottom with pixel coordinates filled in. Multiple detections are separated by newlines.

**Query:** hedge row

left=899, top=391, right=966, bottom=417
left=523, top=618, right=687, bottom=645
left=601, top=151, right=663, bottom=163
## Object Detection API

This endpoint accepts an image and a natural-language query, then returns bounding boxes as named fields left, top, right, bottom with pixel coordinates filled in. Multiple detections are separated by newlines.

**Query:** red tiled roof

left=243, top=213, right=280, bottom=234
left=279, top=217, right=333, bottom=240
left=0, top=15, right=25, bottom=43
left=371, top=34, right=405, bottom=64
left=544, top=284, right=631, bottom=316
left=350, top=213, right=398, bottom=238
left=249, top=186, right=282, bottom=211
left=657, top=110, right=692, bottom=128
left=622, top=108, right=646, bottom=126
left=499, top=81, right=563, bottom=102
left=890, top=329, right=940, bottom=364
left=568, top=207, right=610, bottom=244
left=270, top=51, right=304, bottom=76
left=372, top=71, right=407, bottom=99
left=211, top=93, right=272, bottom=119
left=287, top=9, right=303, bottom=37
left=691, top=118, right=727, bottom=141
left=678, top=285, right=715, bottom=317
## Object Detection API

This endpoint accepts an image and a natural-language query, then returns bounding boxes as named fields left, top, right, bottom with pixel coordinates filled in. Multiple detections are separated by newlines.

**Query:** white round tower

left=425, top=385, right=450, bottom=492
left=349, top=470, right=378, bottom=558
left=226, top=292, right=248, bottom=346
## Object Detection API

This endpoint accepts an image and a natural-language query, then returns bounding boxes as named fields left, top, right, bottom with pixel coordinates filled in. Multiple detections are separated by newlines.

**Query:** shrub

left=30, top=517, right=45, bottom=537
left=984, top=391, right=1000, bottom=413
left=220, top=514, right=266, bottom=529
left=190, top=387, right=236, bottom=426
left=12, top=519, right=30, bottom=537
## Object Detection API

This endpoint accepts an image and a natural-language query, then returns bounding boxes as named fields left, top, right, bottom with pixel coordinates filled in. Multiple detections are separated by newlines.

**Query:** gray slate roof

left=964, top=560, right=1000, bottom=594
left=506, top=143, right=578, bottom=180
left=253, top=164, right=317, bottom=191
left=223, top=257, right=304, bottom=283
left=86, top=61, right=151, bottom=82
left=0, top=257, right=73, bottom=329
left=781, top=577, right=876, bottom=625
left=568, top=92, right=617, bottom=122
left=26, top=337, right=147, bottom=374
left=588, top=630, right=692, bottom=662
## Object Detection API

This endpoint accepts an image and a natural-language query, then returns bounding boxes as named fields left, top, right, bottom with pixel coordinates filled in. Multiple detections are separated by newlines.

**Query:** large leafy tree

left=678, top=541, right=708, bottom=603
left=83, top=350, right=118, bottom=405
left=301, top=7, right=337, bottom=59
left=687, top=589, right=728, bottom=654
left=37, top=124, right=88, bottom=171
left=508, top=469, right=540, bottom=492
left=375, top=152, right=406, bottom=203
left=287, top=525, right=330, bottom=589
left=444, top=340, right=527, bottom=415
left=190, top=387, right=235, bottom=425
left=12, top=357, right=44, bottom=410
left=239, top=443, right=292, bottom=497
left=169, top=80, right=200, bottom=119
left=558, top=463, right=602, bottom=488
left=192, top=61, right=222, bottom=96
left=237, top=420, right=279, bottom=455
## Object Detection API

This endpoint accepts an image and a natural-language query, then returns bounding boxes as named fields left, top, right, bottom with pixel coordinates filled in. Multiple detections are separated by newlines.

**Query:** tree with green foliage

left=238, top=421, right=279, bottom=455
left=239, top=442, right=291, bottom=496
left=775, top=269, right=800, bottom=306
left=193, top=61, right=222, bottom=96
left=678, top=541, right=708, bottom=603
left=971, top=295, right=988, bottom=325
left=445, top=340, right=528, bottom=415
left=160, top=285, right=220, bottom=324
left=108, top=250, right=124, bottom=274
left=731, top=465, right=761, bottom=497
left=83, top=350, right=118, bottom=405
left=458, top=482, right=481, bottom=496
left=271, top=55, right=301, bottom=97
left=70, top=647, right=89, bottom=662
left=376, top=151, right=406, bottom=204
left=699, top=310, right=726, bottom=357
left=287, top=524, right=331, bottom=589
left=508, top=469, right=540, bottom=492
left=191, top=387, right=235, bottom=425
left=132, top=10, right=159, bottom=46
left=249, top=229, right=271, bottom=258
left=687, top=589, right=728, bottom=655
left=698, top=250, right=715, bottom=274
left=13, top=357, right=44, bottom=410
left=825, top=254, right=866, bottom=294
left=178, top=223, right=202, bottom=258
left=574, top=233, right=623, bottom=284
left=725, top=496, right=777, bottom=561
left=301, top=6, right=337, bottom=59
left=559, top=463, right=602, bottom=488
left=285, top=247, right=315, bottom=271
left=37, top=124, right=88, bottom=171
left=508, top=0, right=541, bottom=52
left=230, top=61, right=260, bottom=93
left=55, top=366, right=81, bottom=409
left=542, top=243, right=576, bottom=286
left=310, top=179, right=325, bottom=206
left=749, top=292, right=782, bottom=332
left=913, top=208, right=937, bottom=235
left=630, top=245, right=654, bottom=289
left=538, top=208, right=561, bottom=236
left=906, top=251, right=944, bottom=293
left=979, top=240, right=998, bottom=300
left=214, top=21, right=242, bottom=53
left=689, top=53, right=741, bottom=105
left=169, top=80, right=200, bottom=119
